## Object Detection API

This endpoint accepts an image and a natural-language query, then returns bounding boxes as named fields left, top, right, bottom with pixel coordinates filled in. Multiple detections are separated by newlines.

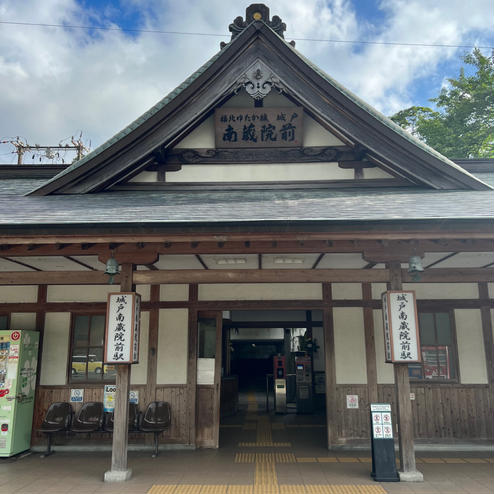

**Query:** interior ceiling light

left=216, top=258, right=247, bottom=265
left=274, top=257, right=304, bottom=264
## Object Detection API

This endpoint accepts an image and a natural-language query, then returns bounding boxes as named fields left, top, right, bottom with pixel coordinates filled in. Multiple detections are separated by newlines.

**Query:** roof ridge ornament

left=221, top=4, right=293, bottom=49
left=234, top=59, right=287, bottom=101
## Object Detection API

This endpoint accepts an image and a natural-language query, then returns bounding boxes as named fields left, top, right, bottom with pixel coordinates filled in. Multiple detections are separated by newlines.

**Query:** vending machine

left=0, top=330, right=39, bottom=457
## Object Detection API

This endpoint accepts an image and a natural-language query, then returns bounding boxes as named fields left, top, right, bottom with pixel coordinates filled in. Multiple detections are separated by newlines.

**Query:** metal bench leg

left=152, top=432, right=159, bottom=458
left=41, top=433, right=54, bottom=458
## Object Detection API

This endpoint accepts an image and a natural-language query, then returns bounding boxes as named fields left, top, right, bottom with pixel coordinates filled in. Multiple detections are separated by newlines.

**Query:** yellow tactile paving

left=443, top=458, right=466, bottom=463
left=357, top=458, right=372, bottom=463
left=297, top=457, right=317, bottom=463
left=271, top=423, right=286, bottom=430
left=201, top=486, right=228, bottom=494
left=336, top=458, right=359, bottom=463
left=174, top=486, right=203, bottom=494
left=227, top=486, right=253, bottom=494
left=279, top=486, right=306, bottom=494
left=148, top=485, right=178, bottom=494
left=464, top=458, right=487, bottom=463
left=317, top=457, right=338, bottom=463
left=255, top=462, right=278, bottom=486
left=275, top=453, right=297, bottom=463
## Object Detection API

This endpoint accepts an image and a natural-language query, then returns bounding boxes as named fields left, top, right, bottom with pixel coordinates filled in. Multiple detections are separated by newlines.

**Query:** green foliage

left=391, top=49, right=494, bottom=158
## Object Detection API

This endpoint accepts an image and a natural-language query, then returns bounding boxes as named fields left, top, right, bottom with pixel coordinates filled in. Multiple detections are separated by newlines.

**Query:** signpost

left=370, top=403, right=399, bottom=482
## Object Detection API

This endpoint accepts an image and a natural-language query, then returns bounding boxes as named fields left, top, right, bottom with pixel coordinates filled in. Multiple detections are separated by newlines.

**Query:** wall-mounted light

left=408, top=255, right=424, bottom=281
left=104, top=254, right=120, bottom=285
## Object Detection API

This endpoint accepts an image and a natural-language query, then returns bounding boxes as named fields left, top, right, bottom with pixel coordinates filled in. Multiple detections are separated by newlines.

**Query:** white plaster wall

left=333, top=308, right=367, bottom=384
left=332, top=283, right=362, bottom=300
left=0, top=286, right=37, bottom=303
left=403, top=283, right=478, bottom=299
left=199, top=283, right=322, bottom=301
left=166, top=162, right=353, bottom=182
left=373, top=310, right=394, bottom=384
left=130, top=311, right=149, bottom=385
left=160, top=284, right=189, bottom=301
left=157, top=309, right=188, bottom=384
left=371, top=283, right=388, bottom=300
left=363, top=167, right=393, bottom=179
left=455, top=309, right=488, bottom=384
left=40, top=313, right=70, bottom=385
left=488, top=283, right=494, bottom=299
left=129, top=171, right=158, bottom=182
left=47, top=285, right=150, bottom=302
left=10, top=313, right=36, bottom=330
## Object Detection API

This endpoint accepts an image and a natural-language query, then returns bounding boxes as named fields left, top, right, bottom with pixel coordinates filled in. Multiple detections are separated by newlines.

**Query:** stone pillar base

left=398, top=470, right=424, bottom=482
left=104, top=468, right=133, bottom=482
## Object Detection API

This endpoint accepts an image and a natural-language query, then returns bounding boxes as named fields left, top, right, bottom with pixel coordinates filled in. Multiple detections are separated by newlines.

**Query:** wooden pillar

left=478, top=282, right=494, bottom=421
left=186, top=284, right=198, bottom=446
left=146, top=285, right=160, bottom=403
left=35, top=285, right=47, bottom=386
left=362, top=283, right=378, bottom=404
left=387, top=262, right=422, bottom=481
left=105, top=263, right=134, bottom=482
left=323, top=283, right=338, bottom=447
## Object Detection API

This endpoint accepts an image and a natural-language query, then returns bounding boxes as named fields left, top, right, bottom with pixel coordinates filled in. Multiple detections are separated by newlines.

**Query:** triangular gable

left=29, top=6, right=490, bottom=195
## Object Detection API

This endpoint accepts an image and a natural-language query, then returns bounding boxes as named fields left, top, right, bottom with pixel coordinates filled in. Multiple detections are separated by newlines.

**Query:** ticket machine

left=273, top=356, right=286, bottom=413
left=295, top=355, right=314, bottom=413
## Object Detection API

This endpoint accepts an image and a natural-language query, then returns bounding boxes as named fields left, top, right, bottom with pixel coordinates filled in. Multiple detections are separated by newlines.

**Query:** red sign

left=10, top=331, right=20, bottom=341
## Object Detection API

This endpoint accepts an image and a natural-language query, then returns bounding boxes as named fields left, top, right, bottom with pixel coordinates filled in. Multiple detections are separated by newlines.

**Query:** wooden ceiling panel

left=7, top=256, right=90, bottom=271
left=316, top=253, right=367, bottom=269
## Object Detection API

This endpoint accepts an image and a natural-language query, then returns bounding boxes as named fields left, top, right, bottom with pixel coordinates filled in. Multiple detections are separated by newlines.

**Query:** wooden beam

left=0, top=268, right=491, bottom=285
left=362, top=283, right=378, bottom=403
left=387, top=262, right=421, bottom=480
left=34, top=285, right=47, bottom=386
left=1, top=238, right=493, bottom=256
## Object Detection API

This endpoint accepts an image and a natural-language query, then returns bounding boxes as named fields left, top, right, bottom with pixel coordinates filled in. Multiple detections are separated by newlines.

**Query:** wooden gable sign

left=215, top=107, right=303, bottom=148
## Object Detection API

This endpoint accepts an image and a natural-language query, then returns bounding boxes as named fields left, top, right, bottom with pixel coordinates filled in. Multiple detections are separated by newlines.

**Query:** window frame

left=68, top=312, right=116, bottom=384
left=409, top=309, right=460, bottom=384
left=0, top=314, right=11, bottom=331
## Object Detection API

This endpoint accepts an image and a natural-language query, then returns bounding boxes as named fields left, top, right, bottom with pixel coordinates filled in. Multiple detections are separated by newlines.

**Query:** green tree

left=391, top=49, right=494, bottom=158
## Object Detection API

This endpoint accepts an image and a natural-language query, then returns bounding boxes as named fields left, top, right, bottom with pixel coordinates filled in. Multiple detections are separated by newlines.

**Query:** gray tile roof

left=0, top=187, right=492, bottom=226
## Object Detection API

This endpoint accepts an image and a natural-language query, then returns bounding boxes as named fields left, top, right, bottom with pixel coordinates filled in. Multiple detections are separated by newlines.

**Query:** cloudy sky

left=0, top=0, right=492, bottom=163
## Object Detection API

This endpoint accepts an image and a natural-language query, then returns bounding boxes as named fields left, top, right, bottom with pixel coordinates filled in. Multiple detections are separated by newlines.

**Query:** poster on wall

left=381, top=290, right=421, bottom=363
left=346, top=394, right=359, bottom=409
left=104, top=385, right=116, bottom=412
left=104, top=292, right=141, bottom=364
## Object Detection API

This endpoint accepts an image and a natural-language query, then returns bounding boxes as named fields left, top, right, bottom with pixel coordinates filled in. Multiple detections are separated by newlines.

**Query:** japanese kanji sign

left=215, top=107, right=303, bottom=148
left=104, top=292, right=141, bottom=364
left=381, top=290, right=421, bottom=363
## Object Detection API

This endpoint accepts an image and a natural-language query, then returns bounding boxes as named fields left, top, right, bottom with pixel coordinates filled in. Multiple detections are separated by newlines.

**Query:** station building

left=0, top=3, right=492, bottom=472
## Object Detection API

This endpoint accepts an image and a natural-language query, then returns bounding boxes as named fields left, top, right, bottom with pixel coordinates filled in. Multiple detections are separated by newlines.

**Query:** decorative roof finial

left=220, top=4, right=290, bottom=48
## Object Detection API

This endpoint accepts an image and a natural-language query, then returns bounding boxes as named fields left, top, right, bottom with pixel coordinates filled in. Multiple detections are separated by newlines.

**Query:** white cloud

left=0, top=0, right=492, bottom=162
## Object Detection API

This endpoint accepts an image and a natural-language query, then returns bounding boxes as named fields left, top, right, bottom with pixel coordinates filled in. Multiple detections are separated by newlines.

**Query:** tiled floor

left=1, top=392, right=492, bottom=494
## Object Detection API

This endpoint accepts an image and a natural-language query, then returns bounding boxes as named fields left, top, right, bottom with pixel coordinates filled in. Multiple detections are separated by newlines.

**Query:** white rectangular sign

left=104, top=384, right=116, bottom=412
left=371, top=403, right=393, bottom=439
left=105, top=292, right=141, bottom=364
left=381, top=291, right=421, bottom=363
left=346, top=394, right=359, bottom=409
left=70, top=388, right=84, bottom=402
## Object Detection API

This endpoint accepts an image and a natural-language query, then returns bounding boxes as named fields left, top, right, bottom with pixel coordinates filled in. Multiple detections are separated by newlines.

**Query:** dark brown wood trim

left=112, top=178, right=410, bottom=191
left=323, top=283, right=337, bottom=447
left=362, top=283, right=378, bottom=403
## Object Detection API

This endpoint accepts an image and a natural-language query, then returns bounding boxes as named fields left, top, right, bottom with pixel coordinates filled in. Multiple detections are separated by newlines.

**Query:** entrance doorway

left=219, top=309, right=327, bottom=448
